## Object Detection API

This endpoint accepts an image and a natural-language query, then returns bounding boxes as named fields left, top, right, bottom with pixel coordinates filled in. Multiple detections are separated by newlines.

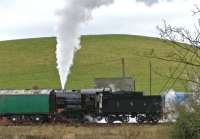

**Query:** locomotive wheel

left=121, top=116, right=130, bottom=123
left=152, top=119, right=159, bottom=124
left=11, top=116, right=18, bottom=123
left=10, top=116, right=23, bottom=123
left=32, top=115, right=45, bottom=123
left=96, top=116, right=103, bottom=121
left=136, top=115, right=145, bottom=124
left=105, top=116, right=114, bottom=123
left=151, top=116, right=159, bottom=124
left=35, top=117, right=41, bottom=122
left=146, top=114, right=159, bottom=124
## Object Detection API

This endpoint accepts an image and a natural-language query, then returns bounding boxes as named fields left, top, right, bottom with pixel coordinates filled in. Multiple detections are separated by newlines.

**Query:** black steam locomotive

left=0, top=89, right=162, bottom=124
left=56, top=89, right=162, bottom=123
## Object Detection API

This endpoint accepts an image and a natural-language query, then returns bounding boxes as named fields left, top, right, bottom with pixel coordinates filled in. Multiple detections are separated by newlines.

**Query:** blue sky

left=0, top=0, right=198, bottom=41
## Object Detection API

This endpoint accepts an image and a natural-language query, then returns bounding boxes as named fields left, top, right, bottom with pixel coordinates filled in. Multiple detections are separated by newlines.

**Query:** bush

left=171, top=105, right=200, bottom=139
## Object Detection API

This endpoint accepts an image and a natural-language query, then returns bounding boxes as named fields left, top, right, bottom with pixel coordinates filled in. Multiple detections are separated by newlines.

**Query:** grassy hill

left=0, top=35, right=186, bottom=94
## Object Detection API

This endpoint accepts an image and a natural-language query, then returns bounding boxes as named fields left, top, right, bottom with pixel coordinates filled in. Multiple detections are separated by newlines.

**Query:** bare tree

left=153, top=6, right=200, bottom=93
left=156, top=7, right=200, bottom=139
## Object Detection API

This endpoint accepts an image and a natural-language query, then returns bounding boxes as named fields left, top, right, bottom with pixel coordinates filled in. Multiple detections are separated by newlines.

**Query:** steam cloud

left=56, top=0, right=114, bottom=89
left=136, top=0, right=172, bottom=6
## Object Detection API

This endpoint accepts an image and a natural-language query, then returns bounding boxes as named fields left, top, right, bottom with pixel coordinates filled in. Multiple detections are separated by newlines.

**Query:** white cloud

left=82, top=0, right=195, bottom=36
left=0, top=0, right=198, bottom=40
left=0, top=0, right=59, bottom=40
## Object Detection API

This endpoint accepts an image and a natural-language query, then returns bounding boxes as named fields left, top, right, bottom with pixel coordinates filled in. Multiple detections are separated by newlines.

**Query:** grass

left=0, top=124, right=171, bottom=139
left=0, top=35, right=186, bottom=94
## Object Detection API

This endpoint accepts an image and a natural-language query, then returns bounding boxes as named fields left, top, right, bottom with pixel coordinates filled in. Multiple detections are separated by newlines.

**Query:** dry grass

left=0, top=124, right=171, bottom=139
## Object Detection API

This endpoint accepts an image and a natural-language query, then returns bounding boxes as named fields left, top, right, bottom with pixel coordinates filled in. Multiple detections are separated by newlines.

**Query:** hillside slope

left=0, top=35, right=185, bottom=94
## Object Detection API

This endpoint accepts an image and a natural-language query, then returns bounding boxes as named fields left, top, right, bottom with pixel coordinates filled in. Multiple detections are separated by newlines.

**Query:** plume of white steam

left=56, top=0, right=114, bottom=89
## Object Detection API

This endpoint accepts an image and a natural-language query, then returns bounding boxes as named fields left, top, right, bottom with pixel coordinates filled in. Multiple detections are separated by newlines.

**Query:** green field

left=0, top=35, right=186, bottom=94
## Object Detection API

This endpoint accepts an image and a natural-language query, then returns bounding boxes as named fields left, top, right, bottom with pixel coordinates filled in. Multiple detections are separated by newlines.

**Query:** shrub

left=171, top=104, right=200, bottom=139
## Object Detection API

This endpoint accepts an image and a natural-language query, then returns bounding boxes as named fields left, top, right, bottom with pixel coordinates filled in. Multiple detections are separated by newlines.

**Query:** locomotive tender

left=0, top=89, right=162, bottom=124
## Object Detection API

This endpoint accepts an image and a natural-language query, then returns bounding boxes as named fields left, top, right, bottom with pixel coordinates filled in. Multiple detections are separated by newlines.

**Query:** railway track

left=0, top=121, right=172, bottom=127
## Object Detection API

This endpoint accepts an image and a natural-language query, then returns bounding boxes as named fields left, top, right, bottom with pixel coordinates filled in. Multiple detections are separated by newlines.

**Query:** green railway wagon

left=0, top=90, right=56, bottom=115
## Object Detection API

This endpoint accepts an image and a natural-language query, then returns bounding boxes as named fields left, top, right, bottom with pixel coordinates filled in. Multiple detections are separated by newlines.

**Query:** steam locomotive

left=0, top=89, right=162, bottom=124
